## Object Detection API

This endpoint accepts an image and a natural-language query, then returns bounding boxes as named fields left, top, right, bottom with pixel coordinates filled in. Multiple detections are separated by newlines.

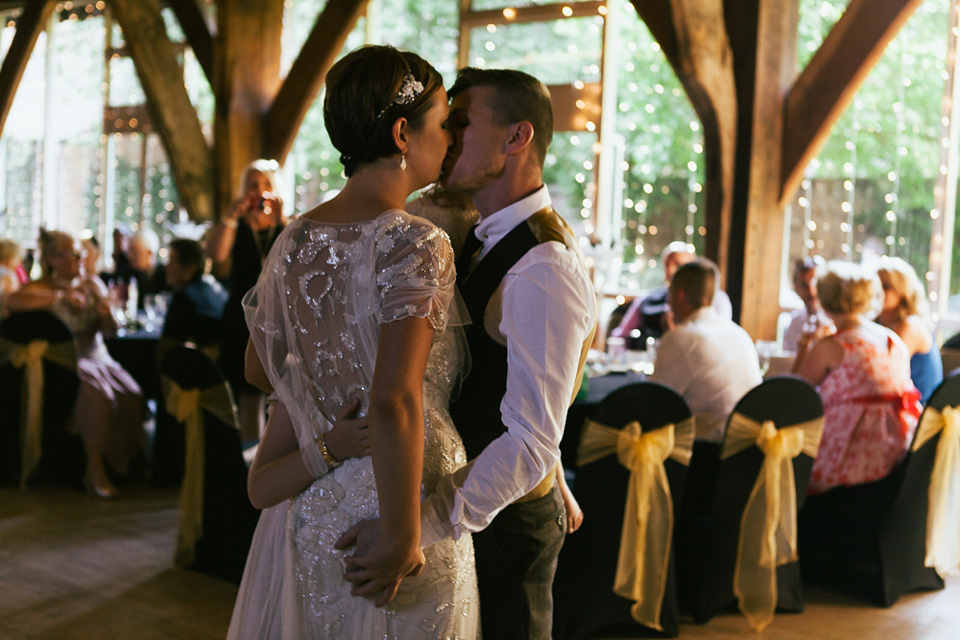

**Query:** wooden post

left=739, top=0, right=799, bottom=338
left=214, top=0, right=284, bottom=214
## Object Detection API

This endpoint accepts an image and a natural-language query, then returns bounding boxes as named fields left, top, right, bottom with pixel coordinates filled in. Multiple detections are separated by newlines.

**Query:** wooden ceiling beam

left=262, top=0, right=368, bottom=163
left=165, top=0, right=214, bottom=82
left=631, top=0, right=680, bottom=72
left=0, top=0, right=56, bottom=137
left=780, top=0, right=924, bottom=204
left=109, top=0, right=214, bottom=221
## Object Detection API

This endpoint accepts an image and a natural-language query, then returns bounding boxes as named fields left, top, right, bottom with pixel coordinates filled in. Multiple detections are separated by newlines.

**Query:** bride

left=226, top=45, right=479, bottom=638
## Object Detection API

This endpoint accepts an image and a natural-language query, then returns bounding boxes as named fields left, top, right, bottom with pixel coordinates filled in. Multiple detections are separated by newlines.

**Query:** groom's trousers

left=471, top=484, right=566, bottom=640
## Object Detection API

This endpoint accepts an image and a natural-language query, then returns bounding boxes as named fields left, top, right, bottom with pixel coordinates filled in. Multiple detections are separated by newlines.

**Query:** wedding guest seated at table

left=161, top=238, right=227, bottom=348
left=875, top=256, right=943, bottom=404
left=0, top=238, right=23, bottom=319
left=782, top=255, right=833, bottom=352
left=108, top=228, right=168, bottom=309
left=650, top=258, right=761, bottom=442
left=792, top=260, right=920, bottom=494
left=81, top=235, right=102, bottom=280
left=7, top=229, right=145, bottom=499
left=610, top=241, right=732, bottom=349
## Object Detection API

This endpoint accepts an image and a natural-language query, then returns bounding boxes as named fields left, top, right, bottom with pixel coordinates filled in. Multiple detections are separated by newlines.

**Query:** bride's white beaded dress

left=228, top=210, right=479, bottom=639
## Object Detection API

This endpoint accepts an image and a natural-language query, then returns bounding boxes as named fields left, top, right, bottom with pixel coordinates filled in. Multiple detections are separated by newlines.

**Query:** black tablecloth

left=106, top=326, right=161, bottom=401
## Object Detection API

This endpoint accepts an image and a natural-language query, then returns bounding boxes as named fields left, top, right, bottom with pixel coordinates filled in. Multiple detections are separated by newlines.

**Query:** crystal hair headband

left=375, top=70, right=425, bottom=121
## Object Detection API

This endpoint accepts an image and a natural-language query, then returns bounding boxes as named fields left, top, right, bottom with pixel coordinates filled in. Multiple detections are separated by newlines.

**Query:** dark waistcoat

left=449, top=207, right=580, bottom=459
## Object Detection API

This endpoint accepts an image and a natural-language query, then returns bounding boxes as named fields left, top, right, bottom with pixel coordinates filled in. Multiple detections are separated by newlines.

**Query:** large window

left=0, top=4, right=211, bottom=270
left=784, top=0, right=954, bottom=334
left=3, top=0, right=958, bottom=329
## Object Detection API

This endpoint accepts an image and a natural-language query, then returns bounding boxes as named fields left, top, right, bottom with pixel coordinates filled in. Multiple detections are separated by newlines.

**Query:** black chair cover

left=553, top=381, right=692, bottom=639
left=0, top=310, right=83, bottom=486
left=676, top=375, right=823, bottom=624
left=159, top=345, right=260, bottom=583
left=797, top=374, right=956, bottom=606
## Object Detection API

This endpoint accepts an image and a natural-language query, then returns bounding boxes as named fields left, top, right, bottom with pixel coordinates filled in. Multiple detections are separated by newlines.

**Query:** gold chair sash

left=914, top=405, right=960, bottom=576
left=0, top=337, right=77, bottom=488
left=161, top=375, right=239, bottom=567
left=577, top=416, right=694, bottom=630
left=721, top=412, right=824, bottom=631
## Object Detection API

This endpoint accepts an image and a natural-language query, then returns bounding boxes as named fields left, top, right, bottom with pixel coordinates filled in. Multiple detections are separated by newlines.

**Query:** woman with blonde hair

left=206, top=159, right=288, bottom=441
left=792, top=261, right=920, bottom=494
left=0, top=238, right=23, bottom=318
left=7, top=229, right=144, bottom=498
left=876, top=256, right=943, bottom=403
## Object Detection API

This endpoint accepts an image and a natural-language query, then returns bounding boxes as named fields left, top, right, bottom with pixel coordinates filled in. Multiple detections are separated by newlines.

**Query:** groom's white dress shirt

left=420, top=186, right=596, bottom=547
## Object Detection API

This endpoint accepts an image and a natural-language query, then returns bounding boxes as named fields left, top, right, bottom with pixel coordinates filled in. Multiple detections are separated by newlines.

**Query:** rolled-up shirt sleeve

left=421, top=242, right=595, bottom=547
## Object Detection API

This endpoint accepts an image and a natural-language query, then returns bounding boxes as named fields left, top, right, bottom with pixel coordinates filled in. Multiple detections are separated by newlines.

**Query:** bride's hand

left=324, top=399, right=370, bottom=461
left=336, top=518, right=425, bottom=607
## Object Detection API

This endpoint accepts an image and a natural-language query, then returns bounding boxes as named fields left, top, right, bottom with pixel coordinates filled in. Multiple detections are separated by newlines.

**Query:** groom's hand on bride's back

left=325, top=398, right=371, bottom=461
left=335, top=518, right=425, bottom=607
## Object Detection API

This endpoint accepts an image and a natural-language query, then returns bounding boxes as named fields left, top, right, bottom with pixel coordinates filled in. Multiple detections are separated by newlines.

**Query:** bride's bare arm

left=345, top=316, right=433, bottom=606
left=244, top=337, right=274, bottom=394
left=247, top=401, right=309, bottom=509
left=248, top=400, right=371, bottom=509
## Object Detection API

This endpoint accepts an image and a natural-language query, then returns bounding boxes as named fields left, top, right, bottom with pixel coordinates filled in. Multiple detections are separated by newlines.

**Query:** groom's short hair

left=449, top=68, right=553, bottom=169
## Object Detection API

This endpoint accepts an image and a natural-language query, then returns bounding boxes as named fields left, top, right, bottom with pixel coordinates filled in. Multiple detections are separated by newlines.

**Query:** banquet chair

left=797, top=373, right=958, bottom=606
left=675, top=375, right=823, bottom=630
left=553, top=381, right=694, bottom=639
left=157, top=313, right=222, bottom=366
left=939, top=346, right=960, bottom=377
left=0, top=310, right=83, bottom=487
left=159, top=345, right=260, bottom=583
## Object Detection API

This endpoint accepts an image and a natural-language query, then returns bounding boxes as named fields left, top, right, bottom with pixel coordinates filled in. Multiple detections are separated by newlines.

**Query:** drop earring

left=400, top=154, right=407, bottom=171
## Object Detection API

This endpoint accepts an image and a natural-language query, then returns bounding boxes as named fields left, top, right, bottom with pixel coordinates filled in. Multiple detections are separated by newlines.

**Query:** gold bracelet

left=220, top=217, right=238, bottom=229
left=317, top=435, right=342, bottom=469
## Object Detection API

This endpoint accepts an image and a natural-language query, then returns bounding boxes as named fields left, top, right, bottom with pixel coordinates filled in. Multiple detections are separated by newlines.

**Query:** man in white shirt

left=340, top=68, right=596, bottom=640
left=783, top=255, right=831, bottom=352
left=611, top=241, right=733, bottom=348
left=650, top=258, right=761, bottom=443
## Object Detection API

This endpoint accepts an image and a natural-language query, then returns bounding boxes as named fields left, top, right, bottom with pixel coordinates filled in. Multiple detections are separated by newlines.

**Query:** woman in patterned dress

left=7, top=230, right=143, bottom=498
left=792, top=260, right=920, bottom=494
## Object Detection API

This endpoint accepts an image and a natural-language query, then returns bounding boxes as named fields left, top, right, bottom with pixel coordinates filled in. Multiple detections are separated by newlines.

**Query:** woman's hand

left=261, top=191, right=285, bottom=226
left=323, top=398, right=371, bottom=461
left=61, top=288, right=87, bottom=312
left=796, top=323, right=834, bottom=360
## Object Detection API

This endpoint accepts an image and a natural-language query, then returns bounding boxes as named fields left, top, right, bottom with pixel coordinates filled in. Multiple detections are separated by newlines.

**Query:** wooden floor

left=1, top=484, right=957, bottom=640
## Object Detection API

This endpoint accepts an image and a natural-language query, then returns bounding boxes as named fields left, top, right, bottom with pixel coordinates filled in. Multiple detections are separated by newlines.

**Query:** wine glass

left=143, top=294, right=158, bottom=330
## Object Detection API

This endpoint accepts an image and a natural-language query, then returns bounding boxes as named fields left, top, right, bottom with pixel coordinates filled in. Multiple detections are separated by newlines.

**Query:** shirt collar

left=473, top=185, right=551, bottom=253
left=680, top=305, right=718, bottom=326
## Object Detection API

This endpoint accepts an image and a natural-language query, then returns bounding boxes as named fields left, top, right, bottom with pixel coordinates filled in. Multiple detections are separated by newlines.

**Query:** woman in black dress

left=206, top=159, right=287, bottom=440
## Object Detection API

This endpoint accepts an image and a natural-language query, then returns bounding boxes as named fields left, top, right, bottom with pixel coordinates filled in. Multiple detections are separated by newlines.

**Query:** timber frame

left=0, top=0, right=930, bottom=338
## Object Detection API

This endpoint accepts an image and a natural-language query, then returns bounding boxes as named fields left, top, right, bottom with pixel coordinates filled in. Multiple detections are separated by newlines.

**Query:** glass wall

left=783, top=0, right=953, bottom=335
left=2, top=0, right=958, bottom=335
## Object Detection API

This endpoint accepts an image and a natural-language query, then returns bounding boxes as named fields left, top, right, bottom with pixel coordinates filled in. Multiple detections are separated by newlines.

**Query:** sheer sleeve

left=375, top=215, right=456, bottom=333
left=243, top=223, right=336, bottom=479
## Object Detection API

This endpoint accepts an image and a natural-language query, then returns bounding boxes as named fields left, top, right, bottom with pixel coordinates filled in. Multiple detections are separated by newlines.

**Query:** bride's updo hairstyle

left=324, top=45, right=444, bottom=177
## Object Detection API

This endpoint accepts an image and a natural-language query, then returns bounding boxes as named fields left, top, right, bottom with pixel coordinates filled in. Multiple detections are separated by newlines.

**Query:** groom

left=341, top=67, right=596, bottom=640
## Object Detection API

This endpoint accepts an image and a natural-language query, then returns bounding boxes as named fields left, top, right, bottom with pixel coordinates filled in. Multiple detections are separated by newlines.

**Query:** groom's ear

left=503, top=121, right=534, bottom=156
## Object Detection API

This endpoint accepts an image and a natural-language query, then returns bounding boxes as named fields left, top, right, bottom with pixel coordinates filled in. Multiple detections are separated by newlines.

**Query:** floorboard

left=1, top=485, right=956, bottom=639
